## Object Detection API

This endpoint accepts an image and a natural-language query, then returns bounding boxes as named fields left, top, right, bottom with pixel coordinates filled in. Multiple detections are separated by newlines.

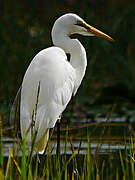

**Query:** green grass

left=0, top=134, right=135, bottom=180
left=1, top=101, right=135, bottom=179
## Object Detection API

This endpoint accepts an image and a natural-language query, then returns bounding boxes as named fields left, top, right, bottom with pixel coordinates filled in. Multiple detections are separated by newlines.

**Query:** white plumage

left=20, top=13, right=113, bottom=153
left=20, top=47, right=76, bottom=142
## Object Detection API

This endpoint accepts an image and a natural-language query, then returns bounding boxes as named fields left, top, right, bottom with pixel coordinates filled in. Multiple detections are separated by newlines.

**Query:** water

left=2, top=116, right=135, bottom=157
left=2, top=103, right=135, bottom=157
left=2, top=137, right=134, bottom=157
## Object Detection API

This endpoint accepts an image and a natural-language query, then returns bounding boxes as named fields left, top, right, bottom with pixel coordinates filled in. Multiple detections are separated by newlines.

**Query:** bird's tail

left=36, top=128, right=49, bottom=154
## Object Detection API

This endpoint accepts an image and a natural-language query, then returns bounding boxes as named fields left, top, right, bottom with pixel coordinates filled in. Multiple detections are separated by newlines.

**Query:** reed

left=0, top=132, right=135, bottom=179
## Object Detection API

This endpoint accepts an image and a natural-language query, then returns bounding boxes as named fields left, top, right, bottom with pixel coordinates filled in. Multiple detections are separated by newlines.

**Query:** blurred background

left=1, top=0, right=135, bottom=127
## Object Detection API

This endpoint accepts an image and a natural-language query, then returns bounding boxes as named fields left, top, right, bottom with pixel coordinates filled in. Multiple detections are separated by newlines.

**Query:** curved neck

left=52, top=29, right=87, bottom=93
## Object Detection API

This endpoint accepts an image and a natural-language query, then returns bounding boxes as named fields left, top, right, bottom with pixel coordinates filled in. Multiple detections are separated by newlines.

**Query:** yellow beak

left=85, top=23, right=114, bottom=42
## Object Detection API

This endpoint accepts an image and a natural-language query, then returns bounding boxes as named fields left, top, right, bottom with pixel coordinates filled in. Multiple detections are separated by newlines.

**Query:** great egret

left=20, top=13, right=113, bottom=154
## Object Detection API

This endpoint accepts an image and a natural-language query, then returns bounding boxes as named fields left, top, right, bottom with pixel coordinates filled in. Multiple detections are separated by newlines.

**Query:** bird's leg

left=56, top=115, right=61, bottom=158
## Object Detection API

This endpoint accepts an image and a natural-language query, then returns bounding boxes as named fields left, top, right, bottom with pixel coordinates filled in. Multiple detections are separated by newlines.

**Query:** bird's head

left=52, top=13, right=113, bottom=42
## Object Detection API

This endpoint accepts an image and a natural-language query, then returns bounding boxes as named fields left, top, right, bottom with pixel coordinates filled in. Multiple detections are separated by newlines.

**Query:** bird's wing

left=20, top=47, right=76, bottom=142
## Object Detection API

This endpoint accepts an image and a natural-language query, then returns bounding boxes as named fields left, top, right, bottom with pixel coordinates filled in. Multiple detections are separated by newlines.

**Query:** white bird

left=20, top=13, right=113, bottom=154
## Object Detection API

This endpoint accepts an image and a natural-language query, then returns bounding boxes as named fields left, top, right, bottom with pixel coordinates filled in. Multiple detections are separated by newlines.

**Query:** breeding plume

left=20, top=13, right=113, bottom=153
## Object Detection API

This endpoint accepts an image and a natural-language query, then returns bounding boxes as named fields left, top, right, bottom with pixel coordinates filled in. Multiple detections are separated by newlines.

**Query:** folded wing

left=20, top=47, right=76, bottom=146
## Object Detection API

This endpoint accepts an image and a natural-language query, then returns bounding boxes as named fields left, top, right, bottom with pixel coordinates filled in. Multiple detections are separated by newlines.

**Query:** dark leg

left=56, top=116, right=61, bottom=158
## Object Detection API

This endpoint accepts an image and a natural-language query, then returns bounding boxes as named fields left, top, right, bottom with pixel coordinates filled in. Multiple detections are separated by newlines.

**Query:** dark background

left=1, top=0, right=135, bottom=124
